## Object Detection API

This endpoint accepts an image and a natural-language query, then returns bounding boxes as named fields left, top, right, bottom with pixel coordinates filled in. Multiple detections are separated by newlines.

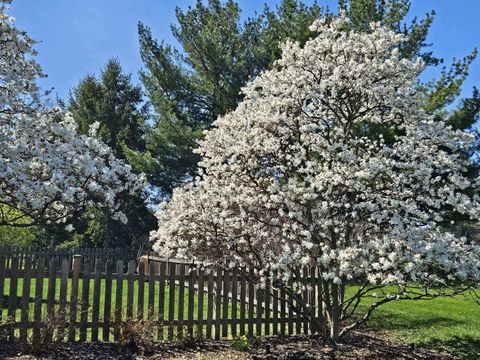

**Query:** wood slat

left=80, top=260, right=91, bottom=342
left=157, top=262, right=166, bottom=340
left=197, top=267, right=205, bottom=337
left=206, top=270, right=214, bottom=340
left=69, top=255, right=81, bottom=342
left=231, top=269, right=238, bottom=338
left=57, top=258, right=70, bottom=342
left=20, top=256, right=32, bottom=343
left=103, top=260, right=113, bottom=342
left=32, top=257, right=45, bottom=348
left=247, top=268, right=255, bottom=337
left=45, top=257, right=57, bottom=343
left=114, top=260, right=124, bottom=341
left=92, top=259, right=102, bottom=342
left=214, top=268, right=222, bottom=340
left=187, top=264, right=195, bottom=338
left=167, top=262, right=176, bottom=340
left=7, top=257, right=19, bottom=341
left=137, top=259, right=145, bottom=320
left=239, top=268, right=246, bottom=336
left=126, top=261, right=135, bottom=320
left=221, top=268, right=229, bottom=338
left=177, top=264, right=185, bottom=339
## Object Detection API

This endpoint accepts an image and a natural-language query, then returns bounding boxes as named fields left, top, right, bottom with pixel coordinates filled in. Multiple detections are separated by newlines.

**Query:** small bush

left=232, top=335, right=251, bottom=351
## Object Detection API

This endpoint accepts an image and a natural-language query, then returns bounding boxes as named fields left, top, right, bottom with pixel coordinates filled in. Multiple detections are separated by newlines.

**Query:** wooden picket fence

left=0, top=247, right=138, bottom=270
left=0, top=252, right=323, bottom=344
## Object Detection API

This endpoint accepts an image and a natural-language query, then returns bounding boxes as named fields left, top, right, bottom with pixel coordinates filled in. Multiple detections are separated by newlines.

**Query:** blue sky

left=9, top=0, right=480, bottom=103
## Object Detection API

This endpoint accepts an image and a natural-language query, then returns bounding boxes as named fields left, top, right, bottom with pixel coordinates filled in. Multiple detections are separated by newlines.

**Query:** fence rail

left=0, top=250, right=322, bottom=344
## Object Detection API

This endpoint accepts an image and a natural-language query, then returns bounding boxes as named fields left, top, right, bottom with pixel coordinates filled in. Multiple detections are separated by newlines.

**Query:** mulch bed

left=0, top=332, right=452, bottom=360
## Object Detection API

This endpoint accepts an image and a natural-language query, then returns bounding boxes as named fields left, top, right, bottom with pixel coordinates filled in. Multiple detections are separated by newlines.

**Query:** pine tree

left=66, top=59, right=155, bottom=249
left=134, top=0, right=479, bottom=200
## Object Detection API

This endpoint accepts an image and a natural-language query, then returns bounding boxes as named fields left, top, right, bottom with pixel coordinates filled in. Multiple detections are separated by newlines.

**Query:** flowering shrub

left=151, top=17, right=480, bottom=339
left=0, top=4, right=143, bottom=228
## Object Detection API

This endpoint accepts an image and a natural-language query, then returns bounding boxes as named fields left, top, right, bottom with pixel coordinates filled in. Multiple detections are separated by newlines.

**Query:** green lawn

left=350, top=288, right=480, bottom=359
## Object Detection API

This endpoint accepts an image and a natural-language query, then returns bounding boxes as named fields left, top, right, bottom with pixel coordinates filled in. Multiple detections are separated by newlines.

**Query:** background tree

left=0, top=4, right=143, bottom=246
left=65, top=60, right=155, bottom=248
left=133, top=0, right=479, bottom=199
left=131, top=0, right=324, bottom=196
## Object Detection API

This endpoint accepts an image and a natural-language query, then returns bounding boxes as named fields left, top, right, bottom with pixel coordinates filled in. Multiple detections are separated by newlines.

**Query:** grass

left=1, top=279, right=479, bottom=358
left=348, top=287, right=480, bottom=359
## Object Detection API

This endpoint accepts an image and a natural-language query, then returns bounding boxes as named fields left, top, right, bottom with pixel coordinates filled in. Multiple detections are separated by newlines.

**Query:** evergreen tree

left=69, top=59, right=147, bottom=158
left=66, top=60, right=155, bottom=249
left=134, top=0, right=479, bottom=200
left=131, top=0, right=324, bottom=196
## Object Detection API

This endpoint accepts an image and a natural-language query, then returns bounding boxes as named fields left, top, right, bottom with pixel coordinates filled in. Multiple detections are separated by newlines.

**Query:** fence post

left=69, top=255, right=81, bottom=342
left=126, top=261, right=135, bottom=320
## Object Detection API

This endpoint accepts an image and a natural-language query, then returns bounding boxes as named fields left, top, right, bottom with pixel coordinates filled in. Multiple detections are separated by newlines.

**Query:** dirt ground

left=0, top=332, right=452, bottom=360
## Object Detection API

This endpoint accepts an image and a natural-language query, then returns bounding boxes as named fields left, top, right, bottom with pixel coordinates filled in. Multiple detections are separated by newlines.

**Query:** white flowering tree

left=151, top=17, right=480, bottom=340
left=0, top=4, right=143, bottom=229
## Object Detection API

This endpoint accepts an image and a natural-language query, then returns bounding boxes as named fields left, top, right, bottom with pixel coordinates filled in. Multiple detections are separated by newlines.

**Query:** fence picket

left=206, top=270, right=214, bottom=339
left=114, top=260, right=124, bottom=341
left=69, top=255, right=81, bottom=342
left=7, top=257, right=19, bottom=341
left=221, top=268, right=229, bottom=338
left=103, top=260, right=113, bottom=341
left=177, top=263, right=185, bottom=338
left=45, top=258, right=57, bottom=343
left=231, top=269, right=238, bottom=338
left=80, top=260, right=91, bottom=342
left=148, top=262, right=155, bottom=322
left=187, top=264, right=195, bottom=338
left=239, top=268, right=246, bottom=336
left=137, top=259, right=145, bottom=320
left=20, top=256, right=32, bottom=343
left=197, top=267, right=205, bottom=337
left=32, top=258, right=45, bottom=348
left=247, top=268, right=255, bottom=338
left=157, top=262, right=166, bottom=340
left=214, top=268, right=222, bottom=340
left=92, top=259, right=102, bottom=342
left=57, top=258, right=70, bottom=342
left=167, top=262, right=175, bottom=340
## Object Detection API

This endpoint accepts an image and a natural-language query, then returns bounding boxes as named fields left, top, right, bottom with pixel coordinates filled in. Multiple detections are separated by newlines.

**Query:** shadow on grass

left=364, top=313, right=465, bottom=331
left=418, top=335, right=480, bottom=360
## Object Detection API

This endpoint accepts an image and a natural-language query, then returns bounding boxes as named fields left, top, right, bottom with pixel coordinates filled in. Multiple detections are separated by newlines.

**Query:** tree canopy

left=151, top=17, right=480, bottom=340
